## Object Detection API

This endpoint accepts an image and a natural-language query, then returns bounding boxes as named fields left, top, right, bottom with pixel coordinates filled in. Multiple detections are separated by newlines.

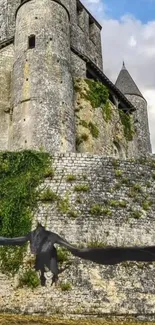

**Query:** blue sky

left=104, top=0, right=155, bottom=23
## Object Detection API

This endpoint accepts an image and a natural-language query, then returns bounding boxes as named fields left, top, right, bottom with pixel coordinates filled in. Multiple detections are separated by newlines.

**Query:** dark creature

left=1, top=223, right=155, bottom=286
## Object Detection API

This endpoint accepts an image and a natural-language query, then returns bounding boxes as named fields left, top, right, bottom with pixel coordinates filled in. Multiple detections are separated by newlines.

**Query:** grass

left=74, top=184, right=90, bottom=192
left=59, top=281, right=72, bottom=291
left=40, top=188, right=58, bottom=202
left=0, top=314, right=155, bottom=325
left=66, top=174, right=77, bottom=182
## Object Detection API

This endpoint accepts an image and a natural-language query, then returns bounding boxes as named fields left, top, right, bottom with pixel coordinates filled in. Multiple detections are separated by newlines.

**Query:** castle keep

left=0, top=0, right=152, bottom=157
left=1, top=0, right=155, bottom=320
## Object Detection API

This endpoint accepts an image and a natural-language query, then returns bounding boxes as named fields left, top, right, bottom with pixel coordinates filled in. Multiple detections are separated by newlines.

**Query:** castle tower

left=10, top=0, right=75, bottom=153
left=115, top=62, right=152, bottom=155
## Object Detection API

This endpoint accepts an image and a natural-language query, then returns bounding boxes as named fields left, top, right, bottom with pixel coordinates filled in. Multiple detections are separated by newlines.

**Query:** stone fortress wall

left=0, top=0, right=154, bottom=320
left=0, top=153, right=155, bottom=318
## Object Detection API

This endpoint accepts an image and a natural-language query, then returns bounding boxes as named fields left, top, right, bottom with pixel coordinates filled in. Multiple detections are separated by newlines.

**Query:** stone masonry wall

left=11, top=0, right=75, bottom=153
left=0, top=43, right=14, bottom=150
left=74, top=79, right=137, bottom=158
left=1, top=153, right=155, bottom=319
left=126, top=95, right=152, bottom=156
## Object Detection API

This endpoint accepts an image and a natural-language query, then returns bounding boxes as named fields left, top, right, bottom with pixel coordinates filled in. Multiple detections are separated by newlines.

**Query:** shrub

left=19, top=269, right=40, bottom=288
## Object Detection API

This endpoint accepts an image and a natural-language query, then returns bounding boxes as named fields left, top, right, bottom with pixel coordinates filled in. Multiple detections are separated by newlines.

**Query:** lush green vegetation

left=119, top=110, right=135, bottom=141
left=0, top=150, right=51, bottom=275
left=85, top=79, right=109, bottom=107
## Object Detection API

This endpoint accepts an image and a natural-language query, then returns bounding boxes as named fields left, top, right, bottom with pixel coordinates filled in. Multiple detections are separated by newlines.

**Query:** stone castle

left=1, top=0, right=155, bottom=319
left=0, top=0, right=152, bottom=157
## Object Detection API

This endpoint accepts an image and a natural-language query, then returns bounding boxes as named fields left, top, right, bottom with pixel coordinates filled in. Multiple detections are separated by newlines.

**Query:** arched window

left=113, top=141, right=126, bottom=159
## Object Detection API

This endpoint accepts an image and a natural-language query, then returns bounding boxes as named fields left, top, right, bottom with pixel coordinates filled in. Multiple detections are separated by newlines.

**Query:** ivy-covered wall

left=1, top=152, right=155, bottom=319
left=74, top=79, right=138, bottom=159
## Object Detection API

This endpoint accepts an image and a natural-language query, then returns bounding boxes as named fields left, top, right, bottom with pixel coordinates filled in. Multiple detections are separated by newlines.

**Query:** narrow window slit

left=28, top=35, right=36, bottom=49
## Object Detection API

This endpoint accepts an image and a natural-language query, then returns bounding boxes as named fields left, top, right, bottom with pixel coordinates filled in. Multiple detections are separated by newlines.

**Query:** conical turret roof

left=115, top=62, right=143, bottom=98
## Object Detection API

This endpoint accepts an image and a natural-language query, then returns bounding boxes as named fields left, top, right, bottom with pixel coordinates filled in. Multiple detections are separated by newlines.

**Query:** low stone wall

left=1, top=153, right=155, bottom=318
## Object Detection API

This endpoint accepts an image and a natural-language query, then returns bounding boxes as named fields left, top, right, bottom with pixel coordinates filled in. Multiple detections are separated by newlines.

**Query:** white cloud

left=81, top=0, right=106, bottom=20
left=102, top=16, right=155, bottom=151
left=128, top=35, right=137, bottom=47
left=81, top=1, right=155, bottom=152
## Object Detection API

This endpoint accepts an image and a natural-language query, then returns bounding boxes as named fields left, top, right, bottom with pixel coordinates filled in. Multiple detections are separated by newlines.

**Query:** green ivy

left=101, top=101, right=112, bottom=122
left=84, top=79, right=109, bottom=110
left=0, top=150, right=51, bottom=275
left=119, top=110, right=135, bottom=141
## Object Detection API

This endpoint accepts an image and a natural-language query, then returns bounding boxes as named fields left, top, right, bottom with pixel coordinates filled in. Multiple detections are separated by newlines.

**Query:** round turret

left=11, top=0, right=75, bottom=153
left=116, top=62, right=152, bottom=156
